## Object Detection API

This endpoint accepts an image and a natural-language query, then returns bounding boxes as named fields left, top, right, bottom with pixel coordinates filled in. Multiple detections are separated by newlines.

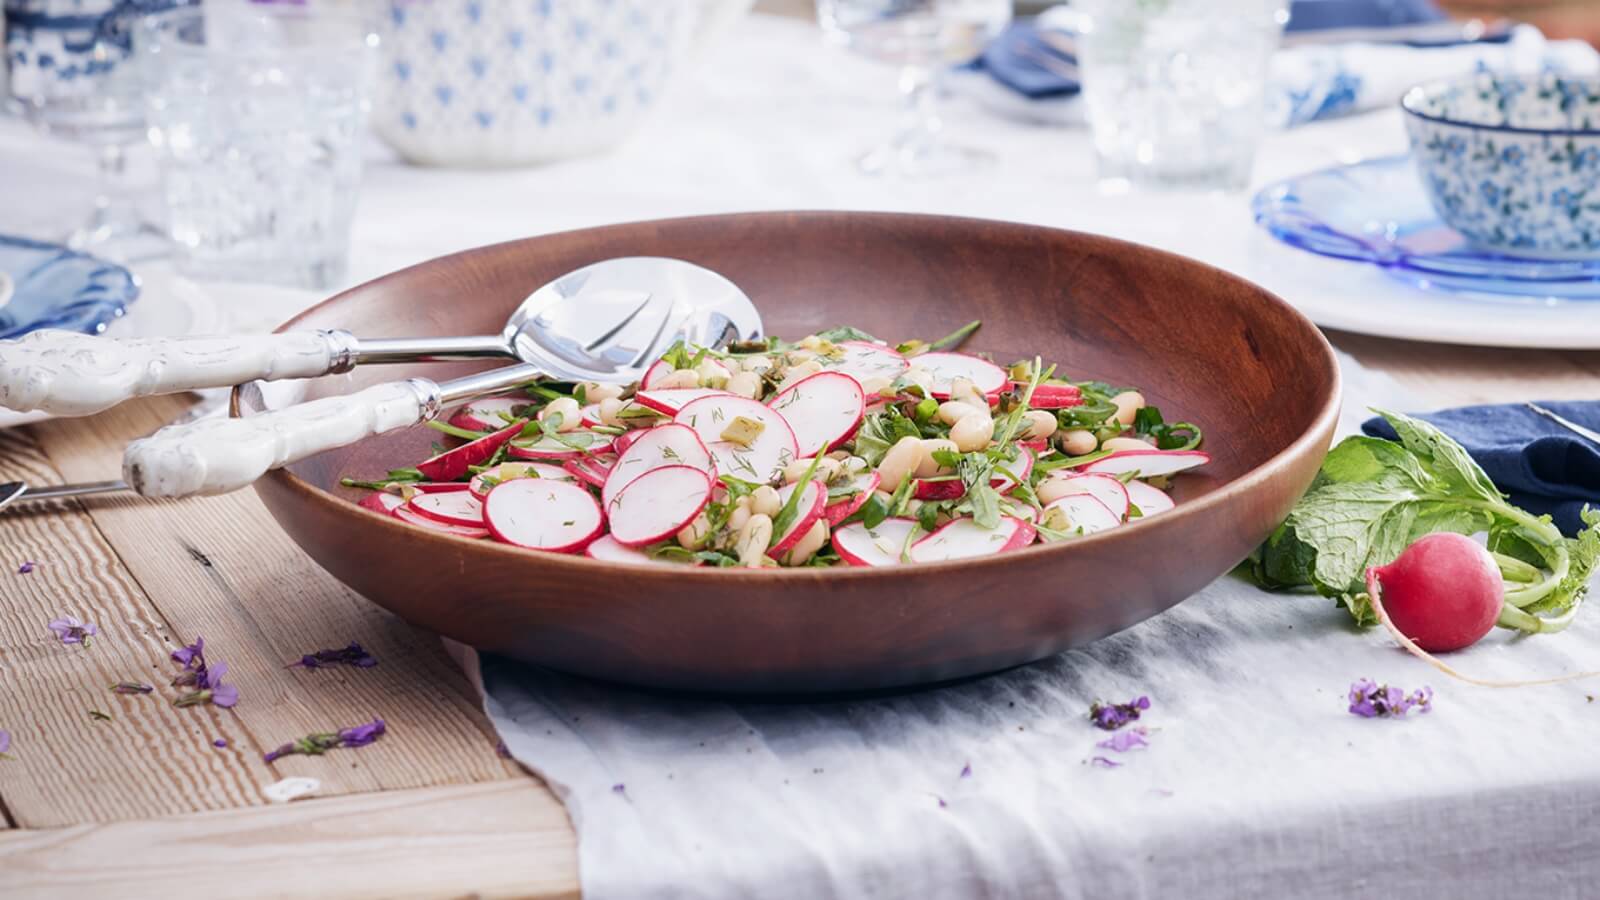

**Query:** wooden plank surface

left=0, top=780, right=578, bottom=900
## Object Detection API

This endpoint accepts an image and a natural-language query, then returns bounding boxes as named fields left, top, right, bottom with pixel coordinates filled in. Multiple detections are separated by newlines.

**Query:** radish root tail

left=1364, top=567, right=1600, bottom=688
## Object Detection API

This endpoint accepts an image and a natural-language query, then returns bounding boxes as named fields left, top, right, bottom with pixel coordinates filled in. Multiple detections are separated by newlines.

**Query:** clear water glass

left=137, top=5, right=376, bottom=290
left=1077, top=0, right=1288, bottom=191
left=817, top=0, right=1011, bottom=177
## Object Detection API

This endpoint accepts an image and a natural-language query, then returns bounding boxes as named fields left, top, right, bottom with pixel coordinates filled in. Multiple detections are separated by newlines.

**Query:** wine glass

left=4, top=0, right=194, bottom=261
left=816, top=0, right=1011, bottom=177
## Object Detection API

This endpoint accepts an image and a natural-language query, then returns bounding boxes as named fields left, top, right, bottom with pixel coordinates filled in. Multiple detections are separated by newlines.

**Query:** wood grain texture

left=0, top=780, right=578, bottom=900
left=1331, top=330, right=1600, bottom=405
left=1, top=394, right=521, bottom=828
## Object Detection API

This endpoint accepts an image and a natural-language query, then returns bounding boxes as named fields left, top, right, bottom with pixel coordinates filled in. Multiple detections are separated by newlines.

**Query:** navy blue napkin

left=977, top=0, right=1464, bottom=101
left=1362, top=402, right=1600, bottom=537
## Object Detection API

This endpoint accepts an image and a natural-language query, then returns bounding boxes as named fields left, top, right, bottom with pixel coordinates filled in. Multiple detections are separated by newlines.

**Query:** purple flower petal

left=1347, top=679, right=1434, bottom=719
left=0, top=728, right=10, bottom=755
left=17, top=561, right=35, bottom=574
left=611, top=783, right=627, bottom=796
left=47, top=615, right=96, bottom=646
left=1096, top=727, right=1149, bottom=753
left=1088, top=696, right=1151, bottom=731
left=337, top=717, right=386, bottom=747
left=171, top=636, right=205, bottom=668
left=959, top=762, right=971, bottom=778
left=213, top=738, right=228, bottom=748
left=288, top=641, right=378, bottom=670
left=210, top=684, right=239, bottom=708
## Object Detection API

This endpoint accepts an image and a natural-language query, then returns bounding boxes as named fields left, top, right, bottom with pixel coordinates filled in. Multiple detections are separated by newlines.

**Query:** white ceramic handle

left=0, top=329, right=353, bottom=417
left=122, top=380, right=431, bottom=498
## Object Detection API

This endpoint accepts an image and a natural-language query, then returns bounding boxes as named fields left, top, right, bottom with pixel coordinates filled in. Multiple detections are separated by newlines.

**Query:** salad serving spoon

left=0, top=257, right=759, bottom=418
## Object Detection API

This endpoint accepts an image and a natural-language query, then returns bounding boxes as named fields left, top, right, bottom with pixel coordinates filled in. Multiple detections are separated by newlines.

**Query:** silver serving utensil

left=114, top=261, right=762, bottom=499
left=0, top=479, right=127, bottom=512
left=1525, top=402, right=1600, bottom=447
left=0, top=257, right=761, bottom=417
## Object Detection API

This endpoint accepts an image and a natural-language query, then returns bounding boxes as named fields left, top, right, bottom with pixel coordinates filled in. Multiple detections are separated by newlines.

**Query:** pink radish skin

left=1364, top=532, right=1502, bottom=653
left=1080, top=449, right=1209, bottom=478
left=634, top=388, right=734, bottom=416
left=827, top=341, right=909, bottom=384
left=447, top=397, right=525, bottom=432
left=910, top=516, right=1037, bottom=562
left=823, top=472, right=881, bottom=526
left=563, top=455, right=615, bottom=490
left=579, top=404, right=603, bottom=428
left=833, top=518, right=920, bottom=567
left=484, top=479, right=604, bottom=553
left=640, top=359, right=674, bottom=389
left=393, top=504, right=489, bottom=538
left=507, top=430, right=616, bottom=461
left=912, top=351, right=1009, bottom=398
left=612, top=429, right=645, bottom=456
left=768, top=480, right=828, bottom=558
left=606, top=465, right=713, bottom=547
left=1051, top=473, right=1130, bottom=520
left=914, top=449, right=1033, bottom=500
left=416, top=419, right=526, bottom=481
left=586, top=535, right=666, bottom=566
left=603, top=423, right=716, bottom=511
left=358, top=492, right=405, bottom=517
left=408, top=491, right=485, bottom=528
left=469, top=462, right=572, bottom=499
left=767, top=371, right=866, bottom=457
left=1123, top=479, right=1175, bottom=518
left=1043, top=494, right=1121, bottom=534
left=1028, top=384, right=1083, bottom=410
left=675, top=395, right=799, bottom=484
left=405, top=482, right=475, bottom=494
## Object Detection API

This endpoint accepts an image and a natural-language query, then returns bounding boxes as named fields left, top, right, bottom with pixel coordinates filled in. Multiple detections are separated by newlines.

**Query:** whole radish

left=1364, top=532, right=1502, bottom=653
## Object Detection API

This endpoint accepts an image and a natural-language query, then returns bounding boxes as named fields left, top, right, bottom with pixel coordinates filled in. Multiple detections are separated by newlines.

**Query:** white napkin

left=458, top=353, right=1600, bottom=898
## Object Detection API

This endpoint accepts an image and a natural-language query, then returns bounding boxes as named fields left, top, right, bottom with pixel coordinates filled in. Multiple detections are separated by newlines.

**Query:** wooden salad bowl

left=241, top=212, right=1341, bottom=694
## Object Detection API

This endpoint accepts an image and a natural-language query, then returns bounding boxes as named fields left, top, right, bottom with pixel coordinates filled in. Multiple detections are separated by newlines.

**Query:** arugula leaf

left=1131, top=406, right=1203, bottom=451
left=427, top=420, right=489, bottom=441
left=857, top=492, right=892, bottom=529
left=854, top=407, right=922, bottom=468
left=769, top=455, right=825, bottom=548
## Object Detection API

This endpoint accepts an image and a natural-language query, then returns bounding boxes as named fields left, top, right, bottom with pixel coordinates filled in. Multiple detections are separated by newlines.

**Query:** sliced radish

left=357, top=492, right=405, bottom=517
left=484, top=479, right=604, bottom=552
left=909, top=516, right=1037, bottom=562
left=469, top=461, right=572, bottom=499
left=826, top=340, right=908, bottom=384
left=833, top=518, right=920, bottom=567
left=1081, top=449, right=1210, bottom=478
left=768, top=480, right=827, bottom=558
left=1124, top=479, right=1177, bottom=518
left=675, top=395, right=799, bottom=484
left=634, top=388, right=734, bottom=416
left=913, top=448, right=1034, bottom=500
left=1028, top=384, right=1083, bottom=410
left=1043, top=494, right=1121, bottom=535
left=417, top=419, right=526, bottom=482
left=579, top=403, right=603, bottom=427
left=1000, top=496, right=1038, bottom=523
left=394, top=504, right=489, bottom=538
left=563, top=454, right=616, bottom=490
left=606, top=465, right=713, bottom=547
left=603, top=422, right=716, bottom=511
left=507, top=430, right=615, bottom=461
left=408, top=491, right=485, bottom=527
left=406, top=482, right=474, bottom=494
left=447, top=396, right=526, bottom=432
left=586, top=535, right=666, bottom=566
left=768, top=371, right=866, bottom=457
left=823, top=471, right=881, bottom=526
left=912, top=352, right=1008, bottom=398
left=641, top=359, right=675, bottom=389
left=1048, top=473, right=1130, bottom=520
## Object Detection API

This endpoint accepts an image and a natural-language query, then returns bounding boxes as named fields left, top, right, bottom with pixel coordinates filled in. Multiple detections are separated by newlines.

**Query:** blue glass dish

left=1251, top=155, right=1600, bottom=299
left=0, top=235, right=140, bottom=339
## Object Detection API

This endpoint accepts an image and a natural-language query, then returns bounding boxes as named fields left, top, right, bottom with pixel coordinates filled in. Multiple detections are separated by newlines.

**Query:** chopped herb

left=426, top=420, right=490, bottom=441
left=88, top=710, right=112, bottom=722
left=110, top=681, right=153, bottom=695
left=1088, top=696, right=1150, bottom=731
left=770, top=456, right=825, bottom=546
left=287, top=642, right=377, bottom=670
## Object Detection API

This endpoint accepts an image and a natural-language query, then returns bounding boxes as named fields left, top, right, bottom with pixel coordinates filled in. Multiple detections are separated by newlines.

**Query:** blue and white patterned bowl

left=374, top=0, right=751, bottom=168
left=1402, top=73, right=1600, bottom=259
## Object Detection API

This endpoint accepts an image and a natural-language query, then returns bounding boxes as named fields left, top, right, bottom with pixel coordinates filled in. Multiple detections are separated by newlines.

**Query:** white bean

left=580, top=381, right=625, bottom=403
left=740, top=355, right=774, bottom=374
left=725, top=371, right=763, bottom=399
left=676, top=512, right=712, bottom=550
left=1102, top=436, right=1155, bottom=452
left=949, top=413, right=995, bottom=453
left=695, top=358, right=732, bottom=389
left=784, top=456, right=842, bottom=485
left=750, top=485, right=782, bottom=518
left=1110, top=391, right=1146, bottom=427
left=657, top=368, right=701, bottom=389
left=777, top=359, right=824, bottom=391
left=538, top=397, right=582, bottom=433
left=1036, top=474, right=1084, bottom=505
left=876, top=435, right=924, bottom=491
left=949, top=376, right=988, bottom=408
left=915, top=438, right=959, bottom=477
left=860, top=375, right=893, bottom=396
left=738, top=514, right=773, bottom=567
left=786, top=349, right=817, bottom=365
left=781, top=519, right=829, bottom=566
left=598, top=397, right=626, bottom=428
left=1059, top=429, right=1098, bottom=456
left=936, top=400, right=979, bottom=426
left=1021, top=410, right=1058, bottom=441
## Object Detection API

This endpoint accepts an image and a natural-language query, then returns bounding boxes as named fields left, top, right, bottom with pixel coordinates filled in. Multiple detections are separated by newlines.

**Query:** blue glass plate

left=0, top=235, right=140, bottom=339
left=1251, top=155, right=1600, bottom=299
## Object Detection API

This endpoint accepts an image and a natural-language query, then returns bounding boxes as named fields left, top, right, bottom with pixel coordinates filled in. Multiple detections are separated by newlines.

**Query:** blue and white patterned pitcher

left=374, top=0, right=752, bottom=167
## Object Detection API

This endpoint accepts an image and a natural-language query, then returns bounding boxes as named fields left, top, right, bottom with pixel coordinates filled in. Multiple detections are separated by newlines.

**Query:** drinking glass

left=137, top=4, right=377, bottom=290
left=816, top=0, right=1011, bottom=177
left=4, top=0, right=196, bottom=260
left=1076, top=0, right=1288, bottom=191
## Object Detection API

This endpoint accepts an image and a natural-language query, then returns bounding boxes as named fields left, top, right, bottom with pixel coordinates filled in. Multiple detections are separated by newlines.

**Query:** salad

left=343, top=322, right=1208, bottom=568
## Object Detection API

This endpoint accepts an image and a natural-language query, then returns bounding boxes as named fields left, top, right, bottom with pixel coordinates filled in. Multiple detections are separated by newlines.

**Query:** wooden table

left=0, top=333, right=1593, bottom=899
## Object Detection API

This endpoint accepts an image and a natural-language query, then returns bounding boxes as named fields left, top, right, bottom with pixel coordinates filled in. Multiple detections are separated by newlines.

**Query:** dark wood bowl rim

left=237, top=212, right=1342, bottom=585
